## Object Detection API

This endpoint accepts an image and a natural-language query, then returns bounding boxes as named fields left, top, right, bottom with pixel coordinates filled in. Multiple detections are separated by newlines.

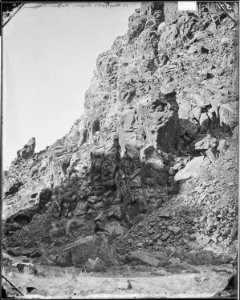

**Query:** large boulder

left=67, top=236, right=95, bottom=266
left=17, top=137, right=36, bottom=159
left=174, top=156, right=204, bottom=181
left=219, top=102, right=238, bottom=130
left=128, top=251, right=160, bottom=267
left=194, top=134, right=218, bottom=151
left=62, top=235, right=118, bottom=267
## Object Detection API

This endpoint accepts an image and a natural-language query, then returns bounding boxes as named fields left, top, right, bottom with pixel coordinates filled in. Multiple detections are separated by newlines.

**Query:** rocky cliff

left=3, top=2, right=239, bottom=271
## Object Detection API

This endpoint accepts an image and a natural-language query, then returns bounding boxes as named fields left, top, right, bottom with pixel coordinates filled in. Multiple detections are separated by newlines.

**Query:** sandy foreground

left=5, top=264, right=235, bottom=299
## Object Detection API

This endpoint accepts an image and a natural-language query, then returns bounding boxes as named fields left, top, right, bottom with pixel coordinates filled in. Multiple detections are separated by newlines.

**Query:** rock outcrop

left=17, top=137, right=36, bottom=159
left=3, top=2, right=238, bottom=271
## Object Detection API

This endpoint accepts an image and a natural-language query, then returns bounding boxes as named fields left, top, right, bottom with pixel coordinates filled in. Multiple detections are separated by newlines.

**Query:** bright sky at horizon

left=178, top=2, right=197, bottom=11
left=3, top=2, right=140, bottom=170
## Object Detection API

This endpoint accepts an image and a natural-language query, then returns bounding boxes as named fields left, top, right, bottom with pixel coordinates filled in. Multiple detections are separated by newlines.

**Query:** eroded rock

left=17, top=138, right=36, bottom=159
left=128, top=251, right=160, bottom=267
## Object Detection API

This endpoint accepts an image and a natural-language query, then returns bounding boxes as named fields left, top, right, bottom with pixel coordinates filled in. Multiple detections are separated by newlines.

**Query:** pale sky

left=178, top=2, right=197, bottom=11
left=3, top=2, right=140, bottom=170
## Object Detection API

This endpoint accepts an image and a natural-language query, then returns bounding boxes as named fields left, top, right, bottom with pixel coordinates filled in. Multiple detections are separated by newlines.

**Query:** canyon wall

left=3, top=2, right=238, bottom=269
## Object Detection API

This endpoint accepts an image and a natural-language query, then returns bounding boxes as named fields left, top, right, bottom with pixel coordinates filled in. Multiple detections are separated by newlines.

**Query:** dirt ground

left=2, top=264, right=236, bottom=298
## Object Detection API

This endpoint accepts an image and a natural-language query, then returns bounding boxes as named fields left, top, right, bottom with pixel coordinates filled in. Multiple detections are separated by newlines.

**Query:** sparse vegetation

left=2, top=263, right=236, bottom=298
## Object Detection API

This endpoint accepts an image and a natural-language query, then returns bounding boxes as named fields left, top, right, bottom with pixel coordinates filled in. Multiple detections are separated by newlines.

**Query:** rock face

left=128, top=251, right=160, bottom=267
left=62, top=235, right=118, bottom=268
left=17, top=137, right=36, bottom=159
left=3, top=2, right=238, bottom=270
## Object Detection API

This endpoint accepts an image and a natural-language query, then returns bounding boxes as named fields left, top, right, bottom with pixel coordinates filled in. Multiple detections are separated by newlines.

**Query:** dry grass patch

left=3, top=266, right=95, bottom=297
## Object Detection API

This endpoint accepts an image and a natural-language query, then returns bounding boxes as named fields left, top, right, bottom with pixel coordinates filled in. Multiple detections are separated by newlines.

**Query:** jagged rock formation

left=3, top=2, right=238, bottom=271
left=17, top=137, right=36, bottom=159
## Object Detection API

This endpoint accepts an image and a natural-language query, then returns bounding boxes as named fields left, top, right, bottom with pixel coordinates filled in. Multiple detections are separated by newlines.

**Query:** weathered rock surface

left=128, top=251, right=160, bottom=267
left=3, top=2, right=238, bottom=283
left=17, top=137, right=36, bottom=159
left=174, top=156, right=205, bottom=181
left=59, top=235, right=118, bottom=268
